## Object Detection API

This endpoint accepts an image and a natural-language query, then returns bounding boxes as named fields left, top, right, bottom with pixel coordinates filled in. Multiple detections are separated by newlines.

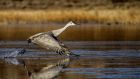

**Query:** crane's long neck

left=52, top=24, right=70, bottom=37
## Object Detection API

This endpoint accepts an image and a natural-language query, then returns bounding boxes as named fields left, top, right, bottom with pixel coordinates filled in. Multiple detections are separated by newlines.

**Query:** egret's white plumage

left=28, top=21, right=78, bottom=56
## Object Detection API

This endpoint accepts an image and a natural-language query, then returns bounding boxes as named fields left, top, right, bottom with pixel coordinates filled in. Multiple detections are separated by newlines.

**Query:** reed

left=0, top=9, right=139, bottom=24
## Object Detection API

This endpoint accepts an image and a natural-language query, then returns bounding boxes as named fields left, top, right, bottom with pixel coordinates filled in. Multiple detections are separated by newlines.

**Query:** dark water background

left=0, top=23, right=140, bottom=41
left=0, top=24, right=140, bottom=79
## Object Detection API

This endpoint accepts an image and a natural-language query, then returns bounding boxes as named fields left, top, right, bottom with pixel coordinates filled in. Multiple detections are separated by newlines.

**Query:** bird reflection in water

left=30, top=58, right=70, bottom=79
left=2, top=57, right=70, bottom=79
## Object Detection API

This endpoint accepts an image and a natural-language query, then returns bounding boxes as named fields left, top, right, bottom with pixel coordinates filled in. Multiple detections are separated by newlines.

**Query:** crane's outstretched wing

left=28, top=32, right=71, bottom=55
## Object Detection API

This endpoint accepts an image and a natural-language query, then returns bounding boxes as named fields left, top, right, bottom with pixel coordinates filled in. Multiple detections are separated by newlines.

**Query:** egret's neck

left=52, top=24, right=70, bottom=37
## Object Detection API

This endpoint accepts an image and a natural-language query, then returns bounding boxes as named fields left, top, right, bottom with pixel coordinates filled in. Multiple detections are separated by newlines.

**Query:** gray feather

left=29, top=32, right=71, bottom=55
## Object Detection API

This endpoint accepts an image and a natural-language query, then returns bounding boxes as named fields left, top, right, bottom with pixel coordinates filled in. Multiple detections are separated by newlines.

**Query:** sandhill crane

left=28, top=21, right=79, bottom=56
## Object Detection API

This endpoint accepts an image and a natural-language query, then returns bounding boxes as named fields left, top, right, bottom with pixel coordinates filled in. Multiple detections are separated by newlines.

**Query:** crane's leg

left=70, top=52, right=80, bottom=57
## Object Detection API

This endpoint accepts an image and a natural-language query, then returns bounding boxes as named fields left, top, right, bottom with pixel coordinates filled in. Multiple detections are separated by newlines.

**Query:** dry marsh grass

left=0, top=9, right=139, bottom=24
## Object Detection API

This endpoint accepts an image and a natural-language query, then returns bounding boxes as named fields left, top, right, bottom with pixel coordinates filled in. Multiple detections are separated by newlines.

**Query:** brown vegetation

left=0, top=9, right=139, bottom=24
left=0, top=0, right=139, bottom=24
left=0, top=0, right=140, bottom=10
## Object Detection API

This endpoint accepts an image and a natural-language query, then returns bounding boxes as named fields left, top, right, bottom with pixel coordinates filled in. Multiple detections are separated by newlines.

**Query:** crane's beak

left=75, top=23, right=81, bottom=27
left=74, top=22, right=81, bottom=26
left=71, top=22, right=76, bottom=26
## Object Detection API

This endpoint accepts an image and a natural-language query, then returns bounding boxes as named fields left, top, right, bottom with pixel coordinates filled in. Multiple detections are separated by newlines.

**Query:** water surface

left=0, top=24, right=140, bottom=41
left=0, top=41, right=140, bottom=79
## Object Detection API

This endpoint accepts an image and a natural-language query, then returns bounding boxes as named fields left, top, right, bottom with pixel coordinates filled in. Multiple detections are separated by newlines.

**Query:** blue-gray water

left=0, top=41, right=140, bottom=79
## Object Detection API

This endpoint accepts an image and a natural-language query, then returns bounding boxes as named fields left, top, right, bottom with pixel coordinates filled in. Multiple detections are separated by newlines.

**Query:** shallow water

left=0, top=24, right=140, bottom=41
left=0, top=41, right=140, bottom=79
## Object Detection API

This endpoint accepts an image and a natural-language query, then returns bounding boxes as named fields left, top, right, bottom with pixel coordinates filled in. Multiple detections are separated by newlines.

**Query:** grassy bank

left=0, top=9, right=139, bottom=24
